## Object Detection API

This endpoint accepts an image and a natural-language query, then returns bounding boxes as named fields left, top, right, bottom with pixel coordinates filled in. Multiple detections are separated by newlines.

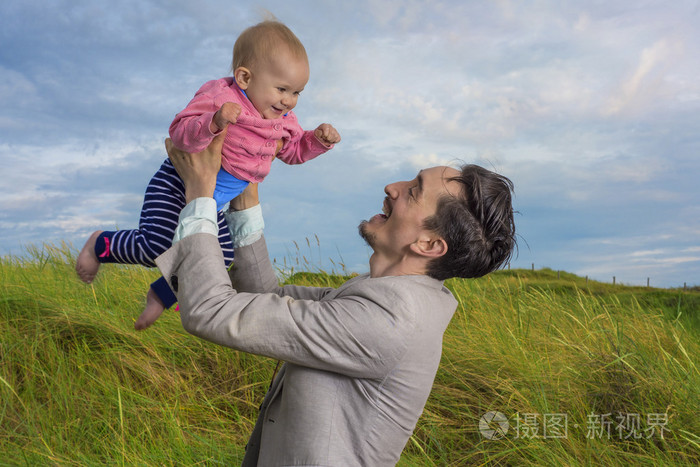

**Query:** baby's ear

left=234, top=67, right=252, bottom=90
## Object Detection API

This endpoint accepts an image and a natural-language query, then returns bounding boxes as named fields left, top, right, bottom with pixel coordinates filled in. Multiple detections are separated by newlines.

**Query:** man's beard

left=358, top=220, right=376, bottom=247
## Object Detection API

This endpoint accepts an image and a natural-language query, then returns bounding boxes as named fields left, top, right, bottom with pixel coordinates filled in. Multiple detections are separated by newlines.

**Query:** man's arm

left=166, top=132, right=334, bottom=300
left=157, top=135, right=412, bottom=378
left=156, top=232, right=413, bottom=378
left=165, top=133, right=277, bottom=294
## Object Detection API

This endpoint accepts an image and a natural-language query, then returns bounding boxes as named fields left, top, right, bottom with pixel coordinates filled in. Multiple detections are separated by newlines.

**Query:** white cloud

left=605, top=38, right=685, bottom=115
left=0, top=67, right=39, bottom=105
left=407, top=153, right=457, bottom=169
left=1, top=0, right=699, bottom=288
left=630, top=249, right=667, bottom=257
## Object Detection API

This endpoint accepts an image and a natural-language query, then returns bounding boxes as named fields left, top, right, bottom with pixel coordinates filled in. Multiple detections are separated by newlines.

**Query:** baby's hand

left=314, top=123, right=341, bottom=146
left=212, top=102, right=242, bottom=132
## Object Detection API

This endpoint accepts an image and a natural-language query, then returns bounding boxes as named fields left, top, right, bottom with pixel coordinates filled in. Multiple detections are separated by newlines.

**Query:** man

left=157, top=131, right=516, bottom=466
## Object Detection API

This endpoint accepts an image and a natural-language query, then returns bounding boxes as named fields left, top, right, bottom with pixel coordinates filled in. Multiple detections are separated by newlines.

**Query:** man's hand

left=314, top=123, right=341, bottom=146
left=166, top=131, right=225, bottom=203
left=211, top=102, right=242, bottom=133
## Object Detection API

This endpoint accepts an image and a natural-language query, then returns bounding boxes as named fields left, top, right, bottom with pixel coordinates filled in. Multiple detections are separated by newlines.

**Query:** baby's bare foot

left=134, top=288, right=166, bottom=331
left=76, top=231, right=103, bottom=283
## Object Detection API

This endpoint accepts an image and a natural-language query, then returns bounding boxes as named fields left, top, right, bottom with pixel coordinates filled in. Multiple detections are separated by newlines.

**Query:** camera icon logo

left=479, top=411, right=509, bottom=440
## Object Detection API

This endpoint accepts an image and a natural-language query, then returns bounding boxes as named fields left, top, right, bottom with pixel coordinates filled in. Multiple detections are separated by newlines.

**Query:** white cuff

left=224, top=204, right=265, bottom=247
left=172, top=197, right=219, bottom=244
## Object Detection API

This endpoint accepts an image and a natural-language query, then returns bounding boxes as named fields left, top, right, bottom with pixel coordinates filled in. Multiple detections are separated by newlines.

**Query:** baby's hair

left=231, top=20, right=308, bottom=72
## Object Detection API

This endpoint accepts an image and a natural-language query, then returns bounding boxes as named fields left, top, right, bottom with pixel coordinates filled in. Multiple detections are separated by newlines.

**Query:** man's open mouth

left=381, top=198, right=392, bottom=219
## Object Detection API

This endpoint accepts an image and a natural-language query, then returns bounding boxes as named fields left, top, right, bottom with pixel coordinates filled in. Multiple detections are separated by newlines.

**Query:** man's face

left=359, top=166, right=462, bottom=261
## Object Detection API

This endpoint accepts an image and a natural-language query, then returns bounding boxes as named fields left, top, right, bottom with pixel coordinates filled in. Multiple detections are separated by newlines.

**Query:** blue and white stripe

left=104, top=158, right=234, bottom=267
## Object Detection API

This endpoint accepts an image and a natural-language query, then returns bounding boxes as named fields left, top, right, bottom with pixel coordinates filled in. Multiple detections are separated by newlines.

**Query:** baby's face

left=245, top=51, right=309, bottom=120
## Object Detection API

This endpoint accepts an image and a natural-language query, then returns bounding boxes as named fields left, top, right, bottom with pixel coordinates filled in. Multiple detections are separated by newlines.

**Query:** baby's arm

left=211, top=102, right=242, bottom=134
left=277, top=123, right=341, bottom=165
left=169, top=80, right=240, bottom=153
left=313, top=123, right=341, bottom=146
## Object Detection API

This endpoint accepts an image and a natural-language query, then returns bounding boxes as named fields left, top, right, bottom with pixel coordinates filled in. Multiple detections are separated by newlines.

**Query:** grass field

left=1, top=242, right=698, bottom=465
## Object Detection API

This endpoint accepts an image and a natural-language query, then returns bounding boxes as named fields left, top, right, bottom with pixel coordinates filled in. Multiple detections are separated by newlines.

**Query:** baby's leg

left=108, top=160, right=187, bottom=265
left=134, top=206, right=235, bottom=330
left=134, top=287, right=165, bottom=330
left=75, top=159, right=186, bottom=284
left=76, top=230, right=103, bottom=283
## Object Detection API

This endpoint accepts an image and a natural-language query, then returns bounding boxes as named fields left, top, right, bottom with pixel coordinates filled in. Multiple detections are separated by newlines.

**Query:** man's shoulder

left=331, top=274, right=457, bottom=344
left=341, top=272, right=450, bottom=289
left=337, top=273, right=456, bottom=305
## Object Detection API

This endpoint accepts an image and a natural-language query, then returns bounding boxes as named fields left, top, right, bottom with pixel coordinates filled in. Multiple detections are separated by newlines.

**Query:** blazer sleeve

left=228, top=233, right=334, bottom=301
left=155, top=233, right=413, bottom=379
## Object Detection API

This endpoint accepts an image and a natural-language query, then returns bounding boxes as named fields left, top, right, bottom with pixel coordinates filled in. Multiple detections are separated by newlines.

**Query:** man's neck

left=368, top=254, right=428, bottom=278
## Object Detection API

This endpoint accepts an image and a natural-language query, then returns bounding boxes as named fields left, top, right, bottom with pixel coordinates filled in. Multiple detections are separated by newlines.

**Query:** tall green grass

left=1, top=244, right=698, bottom=465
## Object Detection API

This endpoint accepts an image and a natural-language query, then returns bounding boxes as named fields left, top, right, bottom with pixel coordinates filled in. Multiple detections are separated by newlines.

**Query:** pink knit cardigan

left=169, top=77, right=330, bottom=183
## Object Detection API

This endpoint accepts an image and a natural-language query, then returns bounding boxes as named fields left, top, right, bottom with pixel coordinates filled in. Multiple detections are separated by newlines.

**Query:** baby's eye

left=277, top=87, right=286, bottom=92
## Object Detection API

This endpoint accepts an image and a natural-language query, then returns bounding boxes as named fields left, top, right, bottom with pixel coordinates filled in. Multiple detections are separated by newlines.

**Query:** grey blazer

left=156, top=233, right=457, bottom=466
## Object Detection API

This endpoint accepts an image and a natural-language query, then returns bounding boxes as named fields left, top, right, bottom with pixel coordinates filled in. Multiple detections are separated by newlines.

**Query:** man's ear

left=234, top=67, right=252, bottom=90
left=410, top=235, right=448, bottom=259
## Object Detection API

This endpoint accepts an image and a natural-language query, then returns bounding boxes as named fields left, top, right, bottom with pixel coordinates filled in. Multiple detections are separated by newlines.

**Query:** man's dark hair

left=423, top=164, right=516, bottom=280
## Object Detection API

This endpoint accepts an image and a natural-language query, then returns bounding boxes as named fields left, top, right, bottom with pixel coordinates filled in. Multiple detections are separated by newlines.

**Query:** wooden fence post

left=613, top=276, right=616, bottom=285
left=531, top=263, right=534, bottom=271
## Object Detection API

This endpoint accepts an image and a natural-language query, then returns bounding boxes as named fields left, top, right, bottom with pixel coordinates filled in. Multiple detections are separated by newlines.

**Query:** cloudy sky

left=1, top=0, right=698, bottom=287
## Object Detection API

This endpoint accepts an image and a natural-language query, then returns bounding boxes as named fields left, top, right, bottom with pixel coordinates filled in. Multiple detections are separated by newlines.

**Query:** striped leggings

left=95, top=158, right=234, bottom=307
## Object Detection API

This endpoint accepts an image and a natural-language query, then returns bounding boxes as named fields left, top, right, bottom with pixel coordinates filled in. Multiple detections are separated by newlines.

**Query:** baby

left=76, top=20, right=340, bottom=329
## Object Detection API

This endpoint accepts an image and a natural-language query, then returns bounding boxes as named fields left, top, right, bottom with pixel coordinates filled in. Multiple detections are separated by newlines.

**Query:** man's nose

left=384, top=182, right=401, bottom=198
